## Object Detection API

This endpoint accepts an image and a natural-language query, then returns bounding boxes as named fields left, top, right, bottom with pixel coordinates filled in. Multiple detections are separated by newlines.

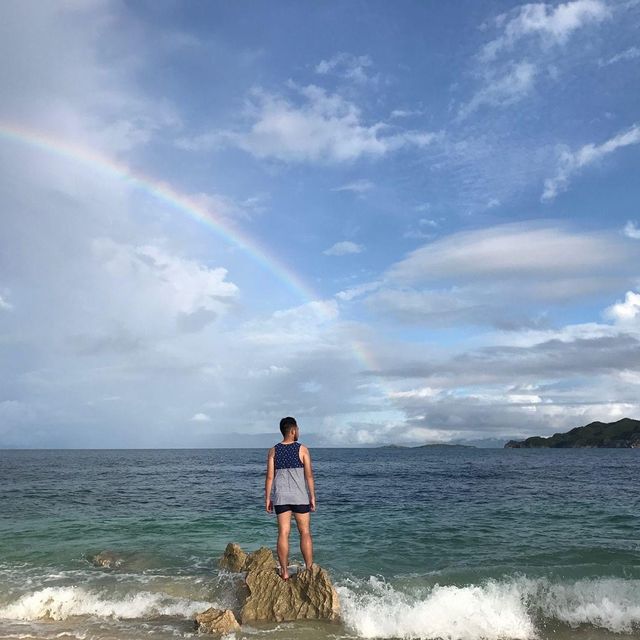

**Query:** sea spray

left=336, top=575, right=640, bottom=639
left=337, top=576, right=536, bottom=640
left=0, top=586, right=213, bottom=621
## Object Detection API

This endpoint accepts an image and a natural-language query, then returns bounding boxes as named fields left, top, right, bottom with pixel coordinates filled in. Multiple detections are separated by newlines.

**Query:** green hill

left=504, top=417, right=640, bottom=448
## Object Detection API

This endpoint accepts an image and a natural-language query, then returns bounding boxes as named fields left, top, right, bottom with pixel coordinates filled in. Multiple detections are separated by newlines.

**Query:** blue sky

left=1, top=0, right=639, bottom=447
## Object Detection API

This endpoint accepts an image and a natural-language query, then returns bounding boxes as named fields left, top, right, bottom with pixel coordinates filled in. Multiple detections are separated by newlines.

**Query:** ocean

left=1, top=447, right=639, bottom=640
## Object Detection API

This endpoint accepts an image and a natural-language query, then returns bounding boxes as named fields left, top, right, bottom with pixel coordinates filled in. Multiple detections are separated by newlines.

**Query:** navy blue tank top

left=274, top=442, right=304, bottom=469
left=271, top=442, right=309, bottom=505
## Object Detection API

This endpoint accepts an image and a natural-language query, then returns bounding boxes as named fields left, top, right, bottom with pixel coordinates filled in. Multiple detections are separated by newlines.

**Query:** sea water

left=1, top=447, right=639, bottom=640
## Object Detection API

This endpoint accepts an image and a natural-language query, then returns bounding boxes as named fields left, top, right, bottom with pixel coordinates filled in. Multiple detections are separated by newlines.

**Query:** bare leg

left=293, top=512, right=313, bottom=569
left=276, top=510, right=292, bottom=579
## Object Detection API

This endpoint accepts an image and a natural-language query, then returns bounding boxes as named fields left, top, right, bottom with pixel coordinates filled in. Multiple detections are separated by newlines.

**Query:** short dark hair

left=279, top=416, right=297, bottom=437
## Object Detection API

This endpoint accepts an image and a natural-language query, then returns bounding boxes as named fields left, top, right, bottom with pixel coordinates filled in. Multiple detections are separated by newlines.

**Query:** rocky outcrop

left=218, top=543, right=248, bottom=572
left=195, top=608, right=240, bottom=634
left=218, top=543, right=277, bottom=573
left=88, top=550, right=124, bottom=569
left=196, top=543, right=340, bottom=632
left=242, top=562, right=340, bottom=623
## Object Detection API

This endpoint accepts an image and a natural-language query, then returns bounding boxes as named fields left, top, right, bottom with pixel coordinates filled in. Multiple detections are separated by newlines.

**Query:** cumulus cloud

left=91, top=238, right=238, bottom=334
left=623, top=220, right=640, bottom=239
left=542, top=124, right=640, bottom=201
left=482, top=0, right=609, bottom=61
left=324, top=241, right=364, bottom=256
left=369, top=321, right=640, bottom=442
left=605, top=291, right=640, bottom=324
left=183, top=84, right=436, bottom=163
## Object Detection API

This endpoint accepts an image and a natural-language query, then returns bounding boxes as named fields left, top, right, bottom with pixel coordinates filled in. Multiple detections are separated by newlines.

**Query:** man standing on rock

left=265, top=416, right=316, bottom=580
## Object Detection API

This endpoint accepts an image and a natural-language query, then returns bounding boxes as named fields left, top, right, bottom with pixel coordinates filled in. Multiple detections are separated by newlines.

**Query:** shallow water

left=1, top=447, right=639, bottom=639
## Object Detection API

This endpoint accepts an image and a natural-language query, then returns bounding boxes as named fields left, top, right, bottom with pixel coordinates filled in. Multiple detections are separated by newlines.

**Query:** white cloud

left=324, top=241, right=365, bottom=256
left=0, top=293, right=13, bottom=311
left=243, top=299, right=340, bottom=347
left=189, top=84, right=436, bottom=164
left=482, top=0, right=609, bottom=61
left=390, top=109, right=423, bottom=119
left=315, top=53, right=375, bottom=84
left=542, top=124, right=640, bottom=201
left=364, top=222, right=640, bottom=328
left=368, top=288, right=480, bottom=326
left=190, top=412, right=211, bottom=422
left=248, top=365, right=290, bottom=378
left=91, top=238, right=239, bottom=333
left=0, top=2, right=181, bottom=156
left=460, top=62, right=537, bottom=117
left=624, top=221, right=640, bottom=240
left=387, top=222, right=631, bottom=284
left=387, top=386, right=441, bottom=400
left=189, top=191, right=266, bottom=221
left=332, top=179, right=374, bottom=193
left=336, top=281, right=382, bottom=302
left=600, top=46, right=640, bottom=66
left=605, top=291, right=640, bottom=324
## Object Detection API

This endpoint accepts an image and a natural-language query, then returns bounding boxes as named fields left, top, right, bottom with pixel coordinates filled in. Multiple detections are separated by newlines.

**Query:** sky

left=1, top=0, right=639, bottom=448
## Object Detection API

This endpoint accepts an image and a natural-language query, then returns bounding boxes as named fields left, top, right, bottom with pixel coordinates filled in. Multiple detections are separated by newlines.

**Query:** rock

left=195, top=608, right=240, bottom=634
left=218, top=543, right=248, bottom=572
left=89, top=550, right=124, bottom=569
left=241, top=562, right=340, bottom=623
left=218, top=543, right=276, bottom=574
left=244, top=546, right=277, bottom=573
left=205, top=543, right=340, bottom=627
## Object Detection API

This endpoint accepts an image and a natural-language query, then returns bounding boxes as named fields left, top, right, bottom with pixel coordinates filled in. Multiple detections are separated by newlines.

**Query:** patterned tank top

left=271, top=442, right=310, bottom=505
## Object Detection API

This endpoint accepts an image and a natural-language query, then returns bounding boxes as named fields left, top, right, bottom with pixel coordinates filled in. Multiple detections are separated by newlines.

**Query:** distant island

left=504, top=417, right=640, bottom=448
left=378, top=443, right=475, bottom=449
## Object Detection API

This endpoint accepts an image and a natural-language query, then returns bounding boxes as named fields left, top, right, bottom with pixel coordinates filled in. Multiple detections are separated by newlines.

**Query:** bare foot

left=279, top=566, right=289, bottom=581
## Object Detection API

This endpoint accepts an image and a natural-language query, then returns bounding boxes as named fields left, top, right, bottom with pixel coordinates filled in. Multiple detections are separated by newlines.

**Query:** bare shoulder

left=267, top=446, right=275, bottom=458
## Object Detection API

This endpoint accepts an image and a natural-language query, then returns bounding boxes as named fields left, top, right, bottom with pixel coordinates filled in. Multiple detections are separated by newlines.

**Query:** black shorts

left=274, top=503, right=311, bottom=514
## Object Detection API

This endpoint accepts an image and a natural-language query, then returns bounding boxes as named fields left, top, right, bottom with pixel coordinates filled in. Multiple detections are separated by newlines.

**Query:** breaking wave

left=337, top=575, right=640, bottom=639
left=0, top=585, right=212, bottom=621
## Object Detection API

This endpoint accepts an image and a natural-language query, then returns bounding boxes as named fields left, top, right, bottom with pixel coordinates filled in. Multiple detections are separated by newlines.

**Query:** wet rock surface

left=242, top=562, right=340, bottom=623
left=88, top=550, right=125, bottom=569
left=196, top=543, right=340, bottom=631
left=195, top=607, right=241, bottom=634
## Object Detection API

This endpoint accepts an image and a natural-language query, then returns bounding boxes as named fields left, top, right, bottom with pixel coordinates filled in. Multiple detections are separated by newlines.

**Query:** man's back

left=264, top=417, right=316, bottom=579
left=271, top=441, right=309, bottom=506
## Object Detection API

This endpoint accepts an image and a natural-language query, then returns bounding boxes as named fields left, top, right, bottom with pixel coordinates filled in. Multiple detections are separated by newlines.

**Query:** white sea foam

left=337, top=576, right=536, bottom=640
left=337, top=575, right=640, bottom=639
left=0, top=586, right=213, bottom=621
left=531, top=576, right=640, bottom=633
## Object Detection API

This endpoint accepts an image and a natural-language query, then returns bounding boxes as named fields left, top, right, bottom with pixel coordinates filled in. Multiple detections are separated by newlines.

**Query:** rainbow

left=0, top=122, right=381, bottom=374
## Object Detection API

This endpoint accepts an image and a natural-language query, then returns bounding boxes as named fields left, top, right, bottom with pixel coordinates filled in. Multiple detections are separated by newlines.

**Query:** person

left=265, top=416, right=316, bottom=580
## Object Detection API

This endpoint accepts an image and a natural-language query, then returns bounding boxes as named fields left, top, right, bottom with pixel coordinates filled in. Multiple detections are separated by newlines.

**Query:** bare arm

left=301, top=445, right=316, bottom=511
left=265, top=448, right=275, bottom=512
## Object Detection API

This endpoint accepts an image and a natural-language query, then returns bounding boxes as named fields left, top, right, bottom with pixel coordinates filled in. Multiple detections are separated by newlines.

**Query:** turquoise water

left=1, top=447, right=639, bottom=640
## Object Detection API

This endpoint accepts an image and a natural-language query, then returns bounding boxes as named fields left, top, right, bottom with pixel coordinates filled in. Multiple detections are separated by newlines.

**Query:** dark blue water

left=1, top=447, right=639, bottom=640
